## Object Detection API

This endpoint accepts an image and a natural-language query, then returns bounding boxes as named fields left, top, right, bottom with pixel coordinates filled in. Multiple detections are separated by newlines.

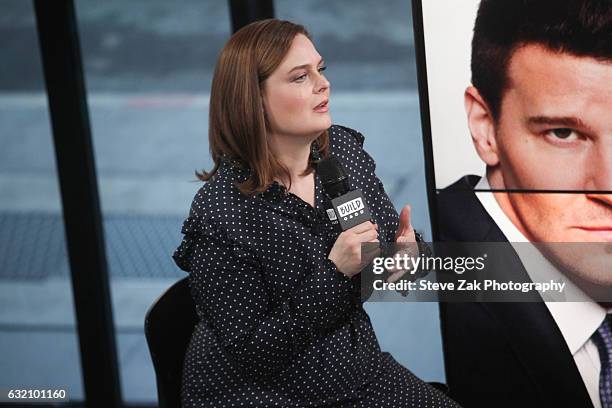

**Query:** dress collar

left=219, top=141, right=322, bottom=204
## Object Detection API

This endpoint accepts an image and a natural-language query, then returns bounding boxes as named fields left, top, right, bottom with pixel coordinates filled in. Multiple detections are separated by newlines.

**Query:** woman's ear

left=464, top=85, right=500, bottom=167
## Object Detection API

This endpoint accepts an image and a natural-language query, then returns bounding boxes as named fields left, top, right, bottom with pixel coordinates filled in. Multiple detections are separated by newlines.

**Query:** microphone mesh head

left=318, top=157, right=345, bottom=182
left=318, top=157, right=349, bottom=198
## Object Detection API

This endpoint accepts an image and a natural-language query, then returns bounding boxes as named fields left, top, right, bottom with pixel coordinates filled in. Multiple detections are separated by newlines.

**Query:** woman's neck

left=270, top=133, right=317, bottom=182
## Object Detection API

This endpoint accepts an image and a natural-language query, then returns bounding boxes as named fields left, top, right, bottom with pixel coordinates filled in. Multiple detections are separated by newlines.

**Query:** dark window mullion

left=228, top=0, right=275, bottom=33
left=33, top=1, right=122, bottom=407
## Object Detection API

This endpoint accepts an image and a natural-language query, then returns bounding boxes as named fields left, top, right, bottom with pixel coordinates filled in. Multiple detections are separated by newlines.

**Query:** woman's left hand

left=395, top=205, right=416, bottom=244
left=387, top=205, right=419, bottom=283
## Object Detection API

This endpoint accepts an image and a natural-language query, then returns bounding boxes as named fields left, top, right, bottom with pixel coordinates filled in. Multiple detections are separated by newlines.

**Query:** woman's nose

left=315, top=74, right=330, bottom=93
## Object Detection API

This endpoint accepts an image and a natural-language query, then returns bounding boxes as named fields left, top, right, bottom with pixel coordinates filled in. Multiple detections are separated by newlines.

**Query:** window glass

left=75, top=0, right=232, bottom=402
left=0, top=0, right=84, bottom=403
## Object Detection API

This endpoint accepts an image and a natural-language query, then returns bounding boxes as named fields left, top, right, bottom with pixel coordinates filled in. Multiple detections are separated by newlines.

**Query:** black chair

left=145, top=277, right=197, bottom=408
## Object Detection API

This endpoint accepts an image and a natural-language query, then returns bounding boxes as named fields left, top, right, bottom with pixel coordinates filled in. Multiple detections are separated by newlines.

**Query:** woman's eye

left=294, top=66, right=326, bottom=82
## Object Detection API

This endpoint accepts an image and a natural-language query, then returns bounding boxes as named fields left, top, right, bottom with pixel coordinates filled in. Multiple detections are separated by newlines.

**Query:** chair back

left=145, top=277, right=197, bottom=408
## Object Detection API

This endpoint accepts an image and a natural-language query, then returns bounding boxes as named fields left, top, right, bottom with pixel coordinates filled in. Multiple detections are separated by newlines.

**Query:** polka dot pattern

left=593, top=314, right=612, bottom=408
left=173, top=125, right=460, bottom=407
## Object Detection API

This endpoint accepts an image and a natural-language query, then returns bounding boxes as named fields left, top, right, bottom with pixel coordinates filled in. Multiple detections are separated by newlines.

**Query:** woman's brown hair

left=197, top=19, right=329, bottom=195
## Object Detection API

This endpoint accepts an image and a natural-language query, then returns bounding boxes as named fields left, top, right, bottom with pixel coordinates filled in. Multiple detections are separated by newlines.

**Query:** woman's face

left=262, top=34, right=331, bottom=141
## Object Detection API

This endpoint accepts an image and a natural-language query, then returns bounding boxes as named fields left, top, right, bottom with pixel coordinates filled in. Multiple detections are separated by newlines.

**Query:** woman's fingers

left=360, top=229, right=378, bottom=242
left=352, top=221, right=377, bottom=235
left=387, top=270, right=407, bottom=283
left=361, top=243, right=381, bottom=262
left=330, top=222, right=381, bottom=277
left=396, top=235, right=411, bottom=243
left=396, top=205, right=413, bottom=239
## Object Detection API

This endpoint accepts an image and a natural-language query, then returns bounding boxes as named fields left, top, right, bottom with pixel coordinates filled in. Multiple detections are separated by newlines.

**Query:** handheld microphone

left=318, top=157, right=372, bottom=231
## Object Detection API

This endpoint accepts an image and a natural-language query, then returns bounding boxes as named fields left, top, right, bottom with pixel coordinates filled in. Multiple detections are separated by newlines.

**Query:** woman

left=173, top=19, right=459, bottom=408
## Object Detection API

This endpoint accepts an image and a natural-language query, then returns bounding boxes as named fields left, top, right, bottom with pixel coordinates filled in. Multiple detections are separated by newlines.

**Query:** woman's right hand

left=328, top=222, right=380, bottom=278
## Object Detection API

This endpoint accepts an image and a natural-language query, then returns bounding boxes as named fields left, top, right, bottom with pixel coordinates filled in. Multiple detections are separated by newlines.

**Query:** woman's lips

left=314, top=100, right=329, bottom=113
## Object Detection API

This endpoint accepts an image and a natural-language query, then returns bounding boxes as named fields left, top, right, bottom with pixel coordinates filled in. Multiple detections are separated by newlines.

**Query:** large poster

left=412, top=1, right=611, bottom=405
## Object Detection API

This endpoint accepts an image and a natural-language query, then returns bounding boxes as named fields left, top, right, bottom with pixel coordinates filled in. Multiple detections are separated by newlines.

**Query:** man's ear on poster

left=464, top=85, right=500, bottom=167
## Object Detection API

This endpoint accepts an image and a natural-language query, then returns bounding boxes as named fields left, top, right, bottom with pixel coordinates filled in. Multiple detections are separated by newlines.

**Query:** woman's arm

left=336, top=125, right=401, bottom=243
left=186, top=229, right=356, bottom=378
left=339, top=126, right=424, bottom=294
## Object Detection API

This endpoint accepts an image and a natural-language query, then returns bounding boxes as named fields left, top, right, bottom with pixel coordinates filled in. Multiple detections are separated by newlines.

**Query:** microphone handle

left=324, top=189, right=372, bottom=232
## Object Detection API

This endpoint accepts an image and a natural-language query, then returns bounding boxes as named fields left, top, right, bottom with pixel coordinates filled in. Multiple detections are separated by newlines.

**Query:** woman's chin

left=290, top=115, right=332, bottom=138
left=315, top=113, right=332, bottom=130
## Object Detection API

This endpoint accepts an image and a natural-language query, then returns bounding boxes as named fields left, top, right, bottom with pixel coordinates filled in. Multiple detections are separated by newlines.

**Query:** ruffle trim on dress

left=333, top=125, right=365, bottom=147
left=172, top=215, right=260, bottom=272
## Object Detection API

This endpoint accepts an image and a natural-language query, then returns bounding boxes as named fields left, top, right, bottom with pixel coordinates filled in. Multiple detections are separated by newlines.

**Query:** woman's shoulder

left=328, top=124, right=375, bottom=171
left=328, top=124, right=365, bottom=148
left=174, top=176, right=259, bottom=272
left=184, top=169, right=251, bottom=223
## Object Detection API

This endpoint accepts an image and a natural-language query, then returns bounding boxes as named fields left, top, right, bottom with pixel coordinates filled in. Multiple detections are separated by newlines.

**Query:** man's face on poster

left=465, top=43, right=612, bottom=286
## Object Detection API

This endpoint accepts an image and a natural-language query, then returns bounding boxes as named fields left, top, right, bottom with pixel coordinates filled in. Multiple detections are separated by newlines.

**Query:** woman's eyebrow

left=288, top=58, right=324, bottom=73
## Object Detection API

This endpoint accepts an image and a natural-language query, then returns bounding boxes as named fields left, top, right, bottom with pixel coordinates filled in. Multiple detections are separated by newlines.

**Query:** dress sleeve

left=173, top=217, right=357, bottom=377
left=336, top=126, right=404, bottom=300
left=341, top=125, right=400, bottom=243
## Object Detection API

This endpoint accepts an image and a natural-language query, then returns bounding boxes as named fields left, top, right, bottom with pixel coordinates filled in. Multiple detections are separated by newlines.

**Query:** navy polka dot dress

left=173, top=125, right=460, bottom=407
